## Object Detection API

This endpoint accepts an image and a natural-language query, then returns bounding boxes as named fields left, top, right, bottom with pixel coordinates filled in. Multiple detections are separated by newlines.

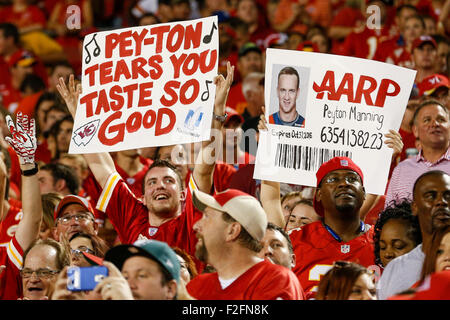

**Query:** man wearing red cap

left=52, top=194, right=99, bottom=242
left=187, top=188, right=304, bottom=300
left=289, top=156, right=375, bottom=299
left=417, top=73, right=450, bottom=107
left=411, top=35, right=438, bottom=84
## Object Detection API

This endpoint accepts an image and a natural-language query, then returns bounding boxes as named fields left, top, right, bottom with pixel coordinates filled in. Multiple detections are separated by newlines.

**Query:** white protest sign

left=69, top=16, right=219, bottom=154
left=254, top=49, right=416, bottom=195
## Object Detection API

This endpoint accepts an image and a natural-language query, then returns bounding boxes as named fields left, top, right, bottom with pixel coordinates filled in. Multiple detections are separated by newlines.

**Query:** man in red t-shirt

left=290, top=157, right=376, bottom=299
left=187, top=189, right=304, bottom=300
left=57, top=64, right=235, bottom=267
left=0, top=112, right=43, bottom=299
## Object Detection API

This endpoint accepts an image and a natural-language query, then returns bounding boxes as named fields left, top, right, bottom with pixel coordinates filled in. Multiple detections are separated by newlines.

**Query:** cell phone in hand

left=67, top=266, right=108, bottom=291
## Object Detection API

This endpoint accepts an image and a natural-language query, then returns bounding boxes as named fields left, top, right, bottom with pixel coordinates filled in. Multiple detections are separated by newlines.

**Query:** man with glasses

left=20, top=238, right=70, bottom=300
left=52, top=195, right=98, bottom=242
left=289, top=157, right=376, bottom=299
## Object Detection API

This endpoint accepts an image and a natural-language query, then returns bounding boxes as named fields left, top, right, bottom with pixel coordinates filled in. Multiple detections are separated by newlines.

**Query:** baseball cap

left=104, top=239, right=181, bottom=282
left=296, top=41, right=319, bottom=52
left=8, top=50, right=36, bottom=68
left=411, top=35, right=437, bottom=52
left=238, top=42, right=262, bottom=58
left=313, top=157, right=364, bottom=217
left=224, top=106, right=244, bottom=126
left=417, top=74, right=449, bottom=97
left=192, top=189, right=267, bottom=241
left=54, top=195, right=95, bottom=221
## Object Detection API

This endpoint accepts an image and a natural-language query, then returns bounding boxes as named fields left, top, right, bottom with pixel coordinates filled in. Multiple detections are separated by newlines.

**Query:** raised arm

left=56, top=75, right=116, bottom=189
left=193, top=62, right=234, bottom=193
left=5, top=113, right=42, bottom=250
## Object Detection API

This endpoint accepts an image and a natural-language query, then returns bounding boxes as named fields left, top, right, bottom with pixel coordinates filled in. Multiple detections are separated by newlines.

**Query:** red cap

left=297, top=41, right=319, bottom=53
left=54, top=195, right=95, bottom=221
left=313, top=157, right=364, bottom=217
left=8, top=50, right=36, bottom=68
left=417, top=74, right=449, bottom=97
left=225, top=106, right=244, bottom=126
left=412, top=35, right=437, bottom=52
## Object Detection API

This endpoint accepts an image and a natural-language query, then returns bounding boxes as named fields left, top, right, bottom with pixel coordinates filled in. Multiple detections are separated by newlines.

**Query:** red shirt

left=96, top=172, right=202, bottom=259
left=226, top=82, right=247, bottom=114
left=115, top=156, right=153, bottom=199
left=0, top=204, right=22, bottom=247
left=0, top=5, right=45, bottom=29
left=290, top=221, right=375, bottom=298
left=0, top=236, right=23, bottom=300
left=341, top=26, right=391, bottom=60
left=187, top=260, right=305, bottom=300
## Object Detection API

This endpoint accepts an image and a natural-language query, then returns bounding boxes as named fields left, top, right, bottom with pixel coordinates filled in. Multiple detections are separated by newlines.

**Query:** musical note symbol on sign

left=84, top=33, right=101, bottom=64
left=201, top=80, right=213, bottom=101
left=203, top=22, right=217, bottom=44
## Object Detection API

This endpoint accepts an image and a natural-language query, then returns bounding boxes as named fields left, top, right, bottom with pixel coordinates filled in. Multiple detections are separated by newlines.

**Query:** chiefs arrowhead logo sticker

left=72, top=119, right=100, bottom=146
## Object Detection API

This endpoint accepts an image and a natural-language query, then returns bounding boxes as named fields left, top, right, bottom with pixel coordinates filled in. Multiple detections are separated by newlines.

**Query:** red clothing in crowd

left=0, top=203, right=22, bottom=246
left=0, top=5, right=46, bottom=30
left=187, top=260, right=305, bottom=300
left=96, top=172, right=203, bottom=269
left=0, top=236, right=23, bottom=300
left=290, top=221, right=375, bottom=299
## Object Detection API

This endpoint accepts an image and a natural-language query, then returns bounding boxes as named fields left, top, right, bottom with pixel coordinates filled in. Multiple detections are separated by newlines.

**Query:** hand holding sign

left=384, top=129, right=403, bottom=160
left=5, top=113, right=37, bottom=165
left=213, top=61, right=234, bottom=115
left=57, top=74, right=81, bottom=119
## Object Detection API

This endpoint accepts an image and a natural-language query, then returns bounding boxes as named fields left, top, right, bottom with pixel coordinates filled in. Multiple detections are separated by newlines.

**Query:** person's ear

left=165, top=279, right=178, bottom=300
left=412, top=123, right=419, bottom=138
left=225, top=222, right=241, bottom=242
left=290, top=253, right=296, bottom=269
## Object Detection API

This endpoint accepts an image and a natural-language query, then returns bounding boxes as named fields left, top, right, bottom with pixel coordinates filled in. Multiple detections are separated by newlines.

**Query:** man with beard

left=289, top=157, right=375, bottom=299
left=186, top=189, right=304, bottom=299
left=56, top=63, right=235, bottom=272
left=378, top=170, right=450, bottom=300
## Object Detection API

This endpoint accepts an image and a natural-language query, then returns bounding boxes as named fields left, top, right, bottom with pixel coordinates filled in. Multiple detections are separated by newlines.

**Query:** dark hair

left=142, top=159, right=184, bottom=194
left=432, top=34, right=450, bottom=46
left=40, top=162, right=80, bottom=195
left=396, top=4, right=418, bottom=16
left=138, top=12, right=161, bottom=26
left=413, top=170, right=448, bottom=199
left=23, top=238, right=71, bottom=271
left=34, top=91, right=59, bottom=135
left=405, top=14, right=426, bottom=29
left=49, top=61, right=74, bottom=75
left=278, top=66, right=300, bottom=88
left=420, top=225, right=450, bottom=283
left=68, top=232, right=110, bottom=258
left=267, top=222, right=294, bottom=255
left=47, top=114, right=74, bottom=159
left=373, top=199, right=422, bottom=267
left=20, top=74, right=45, bottom=94
left=412, top=99, right=448, bottom=125
left=0, top=23, right=19, bottom=45
left=316, top=261, right=369, bottom=300
left=221, top=212, right=263, bottom=252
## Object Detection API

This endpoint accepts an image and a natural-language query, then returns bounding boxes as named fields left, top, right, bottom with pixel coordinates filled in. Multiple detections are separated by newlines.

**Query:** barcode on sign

left=274, top=144, right=352, bottom=171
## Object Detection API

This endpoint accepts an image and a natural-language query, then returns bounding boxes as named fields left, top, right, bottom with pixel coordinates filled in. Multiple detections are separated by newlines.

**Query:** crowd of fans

left=0, top=0, right=449, bottom=301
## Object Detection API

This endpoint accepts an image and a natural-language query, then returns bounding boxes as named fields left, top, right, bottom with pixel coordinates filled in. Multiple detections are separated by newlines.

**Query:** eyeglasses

left=70, top=246, right=95, bottom=258
left=323, top=174, right=361, bottom=185
left=20, top=268, right=60, bottom=279
left=57, top=213, right=93, bottom=225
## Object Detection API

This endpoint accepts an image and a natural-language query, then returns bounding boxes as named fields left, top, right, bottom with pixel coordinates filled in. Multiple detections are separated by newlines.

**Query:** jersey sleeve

left=254, top=268, right=305, bottom=300
left=96, top=172, right=148, bottom=243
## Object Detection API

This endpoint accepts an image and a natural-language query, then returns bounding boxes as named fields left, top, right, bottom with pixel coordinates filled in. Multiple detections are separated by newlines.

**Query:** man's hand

left=51, top=267, right=86, bottom=300
left=257, top=106, right=268, bottom=131
left=213, top=61, right=234, bottom=115
left=56, top=74, right=81, bottom=118
left=94, top=261, right=134, bottom=300
left=384, top=130, right=403, bottom=160
left=5, top=112, right=36, bottom=165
